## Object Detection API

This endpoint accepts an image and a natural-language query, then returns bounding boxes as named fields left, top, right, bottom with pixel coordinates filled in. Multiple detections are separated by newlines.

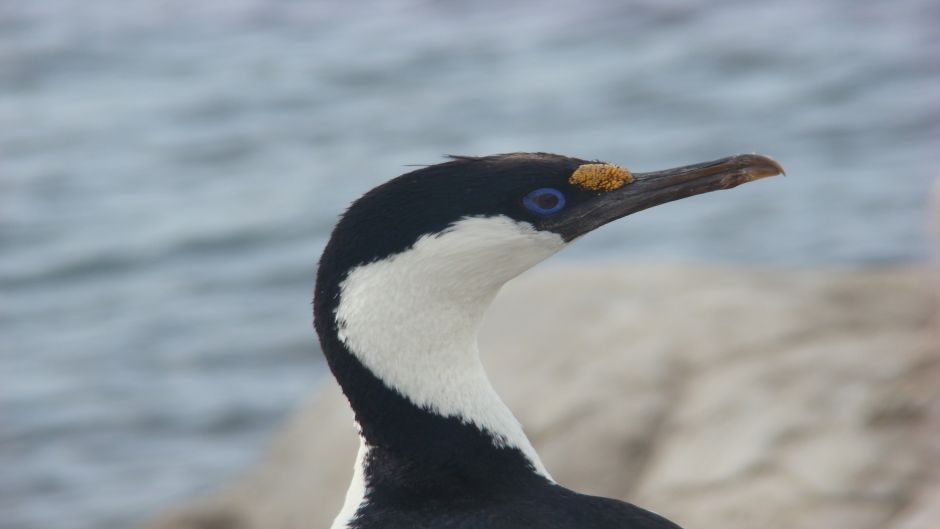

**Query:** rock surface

left=144, top=264, right=939, bottom=529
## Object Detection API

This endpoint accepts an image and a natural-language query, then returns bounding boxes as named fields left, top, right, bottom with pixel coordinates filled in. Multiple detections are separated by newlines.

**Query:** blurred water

left=1, top=0, right=939, bottom=528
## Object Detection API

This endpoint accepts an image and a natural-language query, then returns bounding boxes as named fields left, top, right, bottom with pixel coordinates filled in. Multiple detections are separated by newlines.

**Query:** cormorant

left=313, top=152, right=783, bottom=529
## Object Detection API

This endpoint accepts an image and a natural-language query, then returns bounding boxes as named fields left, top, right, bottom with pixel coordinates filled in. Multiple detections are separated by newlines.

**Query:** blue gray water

left=2, top=0, right=939, bottom=528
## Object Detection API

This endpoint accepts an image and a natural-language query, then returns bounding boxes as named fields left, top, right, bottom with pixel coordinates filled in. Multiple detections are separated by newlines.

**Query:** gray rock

left=144, top=264, right=939, bottom=529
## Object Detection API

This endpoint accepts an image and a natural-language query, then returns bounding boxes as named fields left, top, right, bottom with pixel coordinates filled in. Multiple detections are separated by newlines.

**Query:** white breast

left=329, top=436, right=369, bottom=529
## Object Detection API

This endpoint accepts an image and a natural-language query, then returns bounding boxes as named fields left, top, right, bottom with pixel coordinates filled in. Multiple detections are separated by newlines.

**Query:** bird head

left=313, top=151, right=783, bottom=475
left=317, top=152, right=783, bottom=296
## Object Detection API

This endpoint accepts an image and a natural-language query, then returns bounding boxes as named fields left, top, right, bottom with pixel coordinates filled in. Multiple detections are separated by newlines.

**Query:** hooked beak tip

left=738, top=153, right=786, bottom=180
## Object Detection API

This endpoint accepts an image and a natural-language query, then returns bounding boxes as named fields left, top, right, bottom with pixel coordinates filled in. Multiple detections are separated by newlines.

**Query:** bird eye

left=522, top=188, right=566, bottom=215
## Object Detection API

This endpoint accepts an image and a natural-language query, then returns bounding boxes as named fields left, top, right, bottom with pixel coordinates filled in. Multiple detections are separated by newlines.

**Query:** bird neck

left=323, top=259, right=550, bottom=476
left=320, top=263, right=554, bottom=529
left=316, top=217, right=565, bottom=529
left=314, top=216, right=564, bottom=478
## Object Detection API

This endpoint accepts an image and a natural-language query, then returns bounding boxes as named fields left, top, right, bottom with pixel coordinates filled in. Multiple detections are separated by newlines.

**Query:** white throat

left=334, top=215, right=564, bottom=478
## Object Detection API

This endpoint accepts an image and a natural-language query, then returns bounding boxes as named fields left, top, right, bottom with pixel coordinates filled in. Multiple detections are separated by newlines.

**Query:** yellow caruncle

left=569, top=163, right=634, bottom=192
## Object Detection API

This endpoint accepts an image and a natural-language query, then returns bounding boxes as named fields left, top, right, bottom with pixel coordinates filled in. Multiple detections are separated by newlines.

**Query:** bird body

left=314, top=153, right=782, bottom=529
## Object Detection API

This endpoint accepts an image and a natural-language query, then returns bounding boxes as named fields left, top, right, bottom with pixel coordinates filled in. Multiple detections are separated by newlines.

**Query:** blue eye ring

left=522, top=188, right=566, bottom=215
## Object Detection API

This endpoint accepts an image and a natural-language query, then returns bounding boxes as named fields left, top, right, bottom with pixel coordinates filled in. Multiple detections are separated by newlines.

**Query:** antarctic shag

left=313, top=152, right=783, bottom=529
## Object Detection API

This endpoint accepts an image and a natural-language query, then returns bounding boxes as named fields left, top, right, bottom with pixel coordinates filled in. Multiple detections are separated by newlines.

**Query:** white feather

left=330, top=436, right=369, bottom=529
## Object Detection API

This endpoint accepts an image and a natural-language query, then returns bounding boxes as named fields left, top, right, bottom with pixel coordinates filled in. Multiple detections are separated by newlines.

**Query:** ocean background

left=1, top=0, right=938, bottom=528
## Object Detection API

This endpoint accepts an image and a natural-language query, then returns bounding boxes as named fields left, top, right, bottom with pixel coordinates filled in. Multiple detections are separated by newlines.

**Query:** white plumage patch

left=334, top=215, right=564, bottom=479
left=330, top=436, right=369, bottom=529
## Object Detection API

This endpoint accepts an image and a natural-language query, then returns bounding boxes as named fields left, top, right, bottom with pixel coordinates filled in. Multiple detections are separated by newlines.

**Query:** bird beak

left=546, top=153, right=784, bottom=240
